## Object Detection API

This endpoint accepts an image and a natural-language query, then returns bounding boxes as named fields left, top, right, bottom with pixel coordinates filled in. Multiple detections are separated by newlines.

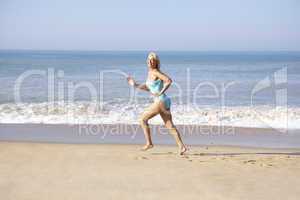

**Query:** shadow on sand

left=150, top=152, right=300, bottom=156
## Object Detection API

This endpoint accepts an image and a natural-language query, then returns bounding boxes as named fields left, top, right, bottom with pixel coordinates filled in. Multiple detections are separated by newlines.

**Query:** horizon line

left=1, top=49, right=300, bottom=53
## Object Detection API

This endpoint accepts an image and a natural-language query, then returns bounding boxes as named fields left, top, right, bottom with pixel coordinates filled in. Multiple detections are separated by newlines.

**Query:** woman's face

left=147, top=58, right=157, bottom=69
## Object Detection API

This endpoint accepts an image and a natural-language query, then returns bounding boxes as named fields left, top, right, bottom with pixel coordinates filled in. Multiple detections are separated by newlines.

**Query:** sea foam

left=0, top=101, right=299, bottom=129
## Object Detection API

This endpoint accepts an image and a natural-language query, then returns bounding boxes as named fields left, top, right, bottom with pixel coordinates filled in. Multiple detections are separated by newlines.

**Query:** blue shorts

left=158, top=94, right=171, bottom=110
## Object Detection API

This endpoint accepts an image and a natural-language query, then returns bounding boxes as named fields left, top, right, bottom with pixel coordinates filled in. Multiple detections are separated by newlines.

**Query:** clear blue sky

left=0, top=0, right=299, bottom=51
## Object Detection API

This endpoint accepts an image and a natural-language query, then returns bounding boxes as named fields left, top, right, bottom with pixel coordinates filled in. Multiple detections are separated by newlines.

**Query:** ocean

left=1, top=50, right=300, bottom=147
left=0, top=50, right=299, bottom=128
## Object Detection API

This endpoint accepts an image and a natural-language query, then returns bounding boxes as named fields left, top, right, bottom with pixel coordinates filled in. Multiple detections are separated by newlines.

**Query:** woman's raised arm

left=127, top=76, right=149, bottom=92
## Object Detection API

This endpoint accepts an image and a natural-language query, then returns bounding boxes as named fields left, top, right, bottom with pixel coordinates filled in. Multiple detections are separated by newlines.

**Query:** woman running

left=127, top=52, right=187, bottom=155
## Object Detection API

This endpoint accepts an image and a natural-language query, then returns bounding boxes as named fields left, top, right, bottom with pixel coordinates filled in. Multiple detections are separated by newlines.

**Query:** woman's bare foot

left=179, top=146, right=187, bottom=155
left=141, top=144, right=154, bottom=151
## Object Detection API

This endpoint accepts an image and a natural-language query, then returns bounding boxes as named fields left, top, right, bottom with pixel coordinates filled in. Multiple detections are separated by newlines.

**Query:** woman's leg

left=159, top=104, right=187, bottom=155
left=139, top=101, right=161, bottom=150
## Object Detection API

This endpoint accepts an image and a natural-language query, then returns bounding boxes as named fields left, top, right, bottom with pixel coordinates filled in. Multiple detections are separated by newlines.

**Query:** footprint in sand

left=244, top=160, right=256, bottom=164
left=260, top=163, right=274, bottom=167
left=135, top=156, right=149, bottom=160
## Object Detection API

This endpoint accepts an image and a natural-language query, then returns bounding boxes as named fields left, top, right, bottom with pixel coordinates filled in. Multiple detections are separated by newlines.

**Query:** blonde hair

left=147, top=52, right=160, bottom=69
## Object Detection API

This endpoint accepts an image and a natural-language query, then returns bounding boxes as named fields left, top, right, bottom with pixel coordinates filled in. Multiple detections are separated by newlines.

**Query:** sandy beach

left=0, top=142, right=299, bottom=200
left=1, top=0, right=300, bottom=198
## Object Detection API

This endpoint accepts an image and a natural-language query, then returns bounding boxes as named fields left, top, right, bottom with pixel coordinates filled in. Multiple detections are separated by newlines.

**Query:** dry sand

left=0, top=142, right=299, bottom=200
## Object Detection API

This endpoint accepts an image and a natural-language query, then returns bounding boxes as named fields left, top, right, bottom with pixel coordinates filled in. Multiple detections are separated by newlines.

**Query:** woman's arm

left=152, top=70, right=172, bottom=95
left=127, top=77, right=150, bottom=92
left=135, top=83, right=150, bottom=92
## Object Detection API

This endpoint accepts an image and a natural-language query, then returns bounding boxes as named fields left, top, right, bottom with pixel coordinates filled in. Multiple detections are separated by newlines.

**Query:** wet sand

left=1, top=123, right=300, bottom=148
left=0, top=142, right=300, bottom=200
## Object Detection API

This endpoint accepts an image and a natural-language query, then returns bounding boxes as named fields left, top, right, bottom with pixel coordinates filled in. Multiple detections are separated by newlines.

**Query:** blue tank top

left=146, top=78, right=171, bottom=109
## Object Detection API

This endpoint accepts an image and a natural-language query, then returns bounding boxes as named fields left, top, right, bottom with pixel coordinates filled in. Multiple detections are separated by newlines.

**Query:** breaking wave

left=0, top=101, right=299, bottom=129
